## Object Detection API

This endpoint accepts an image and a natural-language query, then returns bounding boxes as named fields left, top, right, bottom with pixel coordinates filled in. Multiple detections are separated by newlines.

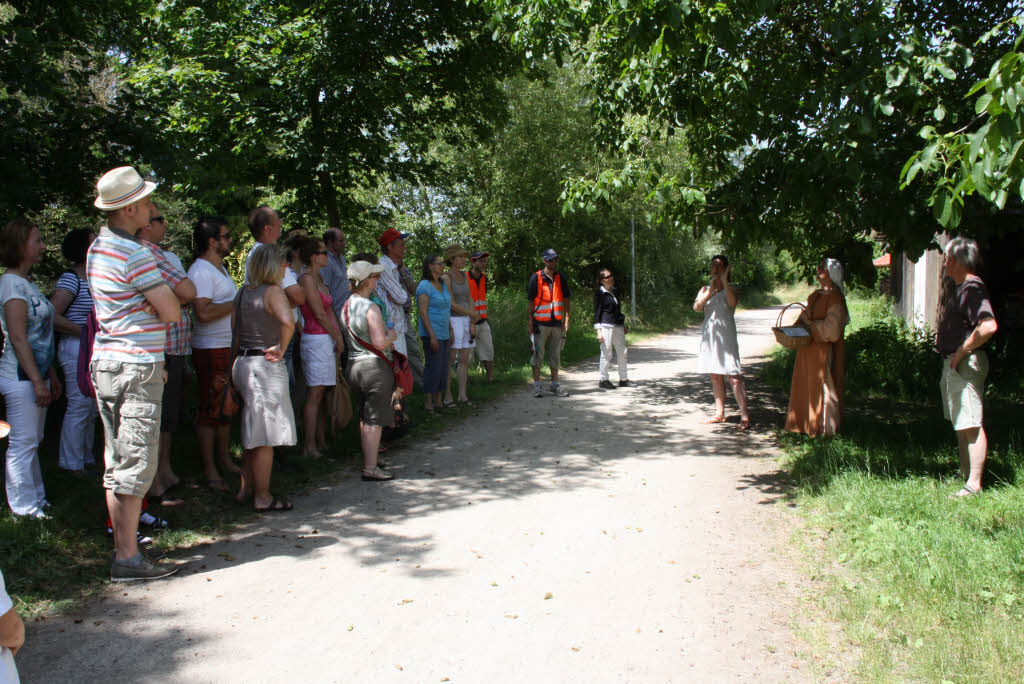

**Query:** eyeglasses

left=601, top=274, right=613, bottom=279
left=431, top=261, right=443, bottom=266
left=151, top=216, right=165, bottom=223
left=315, top=250, right=328, bottom=255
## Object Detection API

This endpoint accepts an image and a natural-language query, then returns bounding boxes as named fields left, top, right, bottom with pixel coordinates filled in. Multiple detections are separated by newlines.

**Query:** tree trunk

left=308, top=85, right=340, bottom=226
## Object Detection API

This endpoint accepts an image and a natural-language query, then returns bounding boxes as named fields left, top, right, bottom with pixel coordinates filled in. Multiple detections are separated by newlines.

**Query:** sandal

left=254, top=495, right=293, bottom=513
left=737, top=419, right=751, bottom=431
left=950, top=484, right=981, bottom=499
left=442, top=400, right=457, bottom=409
left=361, top=467, right=394, bottom=482
left=701, top=416, right=726, bottom=425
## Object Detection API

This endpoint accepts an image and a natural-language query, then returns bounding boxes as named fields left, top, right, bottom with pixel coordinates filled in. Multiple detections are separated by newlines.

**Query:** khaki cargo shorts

left=472, top=319, right=494, bottom=362
left=531, top=325, right=565, bottom=370
left=940, top=350, right=988, bottom=431
left=92, top=360, right=165, bottom=497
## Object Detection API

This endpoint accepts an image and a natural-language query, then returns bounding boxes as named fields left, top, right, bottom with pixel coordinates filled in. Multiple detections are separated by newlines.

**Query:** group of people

left=0, top=161, right=1001, bottom=593
left=691, top=242, right=998, bottom=501
left=0, top=165, right=521, bottom=584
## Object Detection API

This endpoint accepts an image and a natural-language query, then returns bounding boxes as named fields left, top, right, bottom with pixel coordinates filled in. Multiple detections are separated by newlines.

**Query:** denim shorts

left=92, top=360, right=164, bottom=497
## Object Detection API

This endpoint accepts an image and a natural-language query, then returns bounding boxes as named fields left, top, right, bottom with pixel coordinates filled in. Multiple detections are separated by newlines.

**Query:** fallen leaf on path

left=400, top=599, right=414, bottom=604
left=347, top=625, right=354, bottom=631
left=217, top=553, right=235, bottom=561
left=544, top=592, right=553, bottom=600
left=504, top=613, right=518, bottom=619
left=395, top=665, right=404, bottom=670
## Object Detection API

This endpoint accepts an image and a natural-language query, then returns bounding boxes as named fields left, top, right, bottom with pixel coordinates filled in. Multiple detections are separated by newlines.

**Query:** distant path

left=20, top=306, right=815, bottom=682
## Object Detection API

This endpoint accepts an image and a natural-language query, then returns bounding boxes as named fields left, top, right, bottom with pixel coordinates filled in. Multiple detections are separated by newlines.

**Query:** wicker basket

left=772, top=303, right=812, bottom=350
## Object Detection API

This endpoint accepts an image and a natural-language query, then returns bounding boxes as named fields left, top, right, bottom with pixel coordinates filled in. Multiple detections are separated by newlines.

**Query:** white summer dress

left=697, top=288, right=742, bottom=375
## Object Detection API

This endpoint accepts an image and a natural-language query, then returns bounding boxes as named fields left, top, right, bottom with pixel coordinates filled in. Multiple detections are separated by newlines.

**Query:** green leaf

left=933, top=105, right=945, bottom=121
left=935, top=64, right=956, bottom=80
left=975, top=92, right=993, bottom=114
left=1003, top=84, right=1018, bottom=113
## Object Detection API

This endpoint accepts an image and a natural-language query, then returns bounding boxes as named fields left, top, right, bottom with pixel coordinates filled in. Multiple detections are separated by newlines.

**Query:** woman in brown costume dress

left=785, top=258, right=849, bottom=436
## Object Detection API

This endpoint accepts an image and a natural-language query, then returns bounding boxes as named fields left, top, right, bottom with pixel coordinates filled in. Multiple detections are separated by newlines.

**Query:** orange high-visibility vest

left=532, top=270, right=564, bottom=322
left=467, top=271, right=488, bottom=319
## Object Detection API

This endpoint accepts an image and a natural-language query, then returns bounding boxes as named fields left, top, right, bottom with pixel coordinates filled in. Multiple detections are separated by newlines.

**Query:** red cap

left=378, top=228, right=408, bottom=248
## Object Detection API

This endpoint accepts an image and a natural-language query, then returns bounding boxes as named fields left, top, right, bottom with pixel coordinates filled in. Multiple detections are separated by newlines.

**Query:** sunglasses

left=151, top=216, right=165, bottom=223
left=315, top=250, right=328, bottom=255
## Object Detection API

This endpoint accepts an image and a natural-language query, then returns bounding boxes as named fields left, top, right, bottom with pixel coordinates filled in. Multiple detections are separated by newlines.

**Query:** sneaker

left=110, top=554, right=179, bottom=583
left=550, top=383, right=570, bottom=397
left=598, top=380, right=617, bottom=390
left=619, top=379, right=631, bottom=387
left=139, top=511, right=169, bottom=528
left=533, top=383, right=545, bottom=398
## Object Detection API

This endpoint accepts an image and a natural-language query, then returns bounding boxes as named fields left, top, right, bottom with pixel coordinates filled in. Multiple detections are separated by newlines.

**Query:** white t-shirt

left=0, top=570, right=20, bottom=684
left=186, top=258, right=237, bottom=349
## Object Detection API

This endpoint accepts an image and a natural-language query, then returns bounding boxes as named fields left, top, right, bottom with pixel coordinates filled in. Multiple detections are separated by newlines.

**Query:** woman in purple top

left=937, top=237, right=998, bottom=497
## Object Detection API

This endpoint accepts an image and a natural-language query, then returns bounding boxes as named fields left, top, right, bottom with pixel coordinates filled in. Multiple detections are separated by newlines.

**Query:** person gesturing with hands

left=694, top=255, right=750, bottom=429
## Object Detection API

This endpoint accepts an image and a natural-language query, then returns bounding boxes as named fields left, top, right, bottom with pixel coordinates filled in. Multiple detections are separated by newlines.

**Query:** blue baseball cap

left=541, top=248, right=559, bottom=261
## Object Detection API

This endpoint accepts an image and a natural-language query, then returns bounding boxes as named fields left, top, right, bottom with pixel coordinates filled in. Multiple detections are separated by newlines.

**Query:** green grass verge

left=1, top=285, right=699, bottom=616
left=761, top=290, right=1024, bottom=681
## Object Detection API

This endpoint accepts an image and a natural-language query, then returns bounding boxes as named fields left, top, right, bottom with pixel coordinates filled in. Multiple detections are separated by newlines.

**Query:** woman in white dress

left=693, top=255, right=750, bottom=429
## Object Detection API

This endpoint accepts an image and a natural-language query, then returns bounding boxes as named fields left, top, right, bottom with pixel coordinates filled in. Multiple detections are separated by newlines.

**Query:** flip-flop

left=254, top=495, right=293, bottom=513
left=361, top=467, right=394, bottom=482
left=148, top=492, right=185, bottom=507
left=442, top=400, right=457, bottom=408
left=701, top=416, right=726, bottom=424
left=950, top=484, right=981, bottom=499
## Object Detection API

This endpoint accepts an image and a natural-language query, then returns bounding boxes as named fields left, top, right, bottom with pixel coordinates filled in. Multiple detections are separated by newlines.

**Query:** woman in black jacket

left=593, top=268, right=629, bottom=389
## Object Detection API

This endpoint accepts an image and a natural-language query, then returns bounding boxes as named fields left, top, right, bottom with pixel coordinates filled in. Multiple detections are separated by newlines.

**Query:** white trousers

left=0, top=376, right=48, bottom=517
left=57, top=337, right=98, bottom=471
left=598, top=326, right=628, bottom=381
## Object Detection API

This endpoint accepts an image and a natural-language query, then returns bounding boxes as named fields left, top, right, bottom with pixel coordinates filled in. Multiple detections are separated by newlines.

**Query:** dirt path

left=19, top=307, right=813, bottom=683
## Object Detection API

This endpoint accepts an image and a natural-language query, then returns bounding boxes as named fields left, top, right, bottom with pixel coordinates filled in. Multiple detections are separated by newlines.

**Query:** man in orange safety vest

left=527, top=248, right=571, bottom=397
left=467, top=251, right=494, bottom=381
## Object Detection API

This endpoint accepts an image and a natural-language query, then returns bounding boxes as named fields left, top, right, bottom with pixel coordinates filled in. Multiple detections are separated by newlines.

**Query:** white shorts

left=300, top=333, right=337, bottom=387
left=450, top=316, right=476, bottom=350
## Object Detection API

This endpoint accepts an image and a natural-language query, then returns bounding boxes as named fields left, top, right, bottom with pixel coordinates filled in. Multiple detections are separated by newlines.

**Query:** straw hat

left=93, top=166, right=157, bottom=210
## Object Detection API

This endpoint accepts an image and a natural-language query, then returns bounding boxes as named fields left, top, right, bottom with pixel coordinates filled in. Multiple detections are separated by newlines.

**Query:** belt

left=240, top=349, right=264, bottom=357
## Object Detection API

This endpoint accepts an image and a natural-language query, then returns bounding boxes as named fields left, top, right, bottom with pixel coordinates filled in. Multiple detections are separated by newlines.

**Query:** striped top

left=86, top=226, right=168, bottom=363
left=54, top=271, right=94, bottom=326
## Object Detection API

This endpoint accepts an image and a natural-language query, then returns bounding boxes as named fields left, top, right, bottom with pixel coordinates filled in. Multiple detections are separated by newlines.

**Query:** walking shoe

left=550, top=383, right=570, bottom=397
left=110, top=554, right=179, bottom=583
left=139, top=511, right=169, bottom=528
left=533, top=383, right=545, bottom=398
left=619, top=379, right=631, bottom=387
left=598, top=380, right=617, bottom=390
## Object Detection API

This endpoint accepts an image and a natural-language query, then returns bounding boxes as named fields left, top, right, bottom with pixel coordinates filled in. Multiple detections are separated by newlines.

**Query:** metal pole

left=630, top=219, right=637, bottom=318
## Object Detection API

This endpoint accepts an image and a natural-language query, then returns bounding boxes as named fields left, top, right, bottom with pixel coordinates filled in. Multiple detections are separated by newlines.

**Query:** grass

left=760, top=289, right=1024, bottom=681
left=1, top=284, right=699, bottom=616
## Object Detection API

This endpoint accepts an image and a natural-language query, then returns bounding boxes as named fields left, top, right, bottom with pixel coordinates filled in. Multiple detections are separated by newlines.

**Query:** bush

left=845, top=313, right=937, bottom=402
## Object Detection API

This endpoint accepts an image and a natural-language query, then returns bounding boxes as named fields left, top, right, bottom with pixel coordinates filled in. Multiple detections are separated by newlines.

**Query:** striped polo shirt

left=86, top=226, right=168, bottom=363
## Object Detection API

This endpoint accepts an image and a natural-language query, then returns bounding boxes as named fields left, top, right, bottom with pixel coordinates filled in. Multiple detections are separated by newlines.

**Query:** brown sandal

left=701, top=416, right=726, bottom=424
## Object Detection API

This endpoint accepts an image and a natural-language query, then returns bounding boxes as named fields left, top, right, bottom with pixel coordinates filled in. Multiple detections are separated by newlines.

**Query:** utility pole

left=630, top=218, right=637, bottom=317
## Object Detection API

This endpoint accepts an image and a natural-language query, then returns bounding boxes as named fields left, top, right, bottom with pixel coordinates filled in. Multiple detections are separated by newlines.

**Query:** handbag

left=210, top=291, right=245, bottom=420
left=209, top=372, right=242, bottom=420
left=342, top=298, right=414, bottom=396
left=772, top=303, right=813, bottom=350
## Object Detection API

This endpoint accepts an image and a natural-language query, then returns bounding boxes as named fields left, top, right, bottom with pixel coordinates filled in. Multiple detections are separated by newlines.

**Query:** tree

left=480, top=0, right=1024, bottom=267
left=902, top=17, right=1024, bottom=229
left=0, top=1, right=154, bottom=217
left=123, top=0, right=521, bottom=227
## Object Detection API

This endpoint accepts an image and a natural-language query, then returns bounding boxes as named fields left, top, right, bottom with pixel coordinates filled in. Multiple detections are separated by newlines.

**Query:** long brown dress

left=785, top=288, right=848, bottom=436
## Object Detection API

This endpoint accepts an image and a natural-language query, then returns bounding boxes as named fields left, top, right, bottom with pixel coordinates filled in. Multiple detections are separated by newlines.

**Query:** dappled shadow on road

left=19, top=312, right=797, bottom=682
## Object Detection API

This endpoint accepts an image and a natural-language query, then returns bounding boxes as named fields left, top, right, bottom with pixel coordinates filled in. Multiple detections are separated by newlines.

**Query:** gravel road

left=19, top=306, right=814, bottom=683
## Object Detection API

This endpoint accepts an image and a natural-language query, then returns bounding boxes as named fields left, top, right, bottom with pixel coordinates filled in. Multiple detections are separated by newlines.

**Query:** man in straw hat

left=87, top=166, right=182, bottom=582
